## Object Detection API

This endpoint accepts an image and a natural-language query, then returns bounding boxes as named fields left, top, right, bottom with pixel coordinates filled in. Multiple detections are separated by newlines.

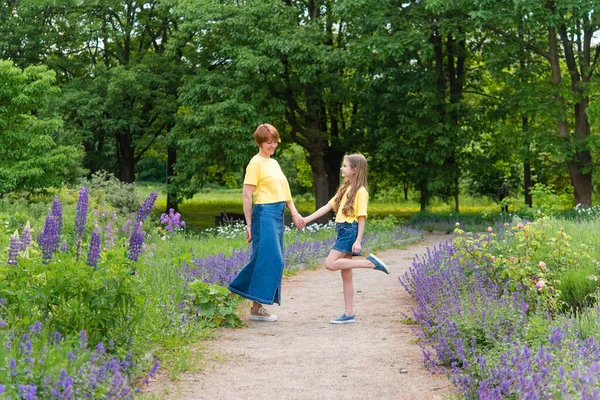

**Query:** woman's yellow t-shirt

left=244, top=155, right=292, bottom=204
left=328, top=186, right=368, bottom=223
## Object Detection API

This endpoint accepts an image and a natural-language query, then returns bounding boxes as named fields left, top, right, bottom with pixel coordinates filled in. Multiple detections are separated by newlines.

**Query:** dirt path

left=146, top=232, right=455, bottom=400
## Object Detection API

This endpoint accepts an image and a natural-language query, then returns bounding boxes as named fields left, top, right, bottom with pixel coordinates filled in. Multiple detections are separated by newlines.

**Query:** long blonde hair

left=332, top=154, right=368, bottom=217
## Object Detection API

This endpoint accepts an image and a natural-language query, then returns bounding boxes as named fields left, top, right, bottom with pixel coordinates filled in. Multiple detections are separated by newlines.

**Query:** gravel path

left=145, top=232, right=455, bottom=400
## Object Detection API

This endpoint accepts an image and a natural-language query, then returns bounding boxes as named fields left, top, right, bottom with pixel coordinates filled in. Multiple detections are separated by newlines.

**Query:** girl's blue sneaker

left=330, top=313, right=356, bottom=324
left=367, top=253, right=390, bottom=274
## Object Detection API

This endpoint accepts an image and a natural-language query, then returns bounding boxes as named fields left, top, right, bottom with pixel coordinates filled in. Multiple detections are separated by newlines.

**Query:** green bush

left=186, top=280, right=242, bottom=328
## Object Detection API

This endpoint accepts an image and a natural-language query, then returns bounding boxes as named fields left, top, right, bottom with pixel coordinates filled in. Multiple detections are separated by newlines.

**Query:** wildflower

left=510, top=257, right=515, bottom=262
left=160, top=208, right=186, bottom=232
left=79, top=330, right=88, bottom=348
left=18, top=384, right=36, bottom=400
left=30, top=321, right=42, bottom=335
left=538, top=261, right=547, bottom=270
left=128, top=223, right=146, bottom=262
left=8, top=230, right=20, bottom=265
left=135, top=191, right=158, bottom=228
left=20, top=221, right=31, bottom=251
left=504, top=223, right=509, bottom=227
left=0, top=320, right=7, bottom=328
left=87, top=226, right=102, bottom=268
left=51, top=195, right=63, bottom=245
left=40, top=209, right=57, bottom=264
left=455, top=222, right=460, bottom=227
left=490, top=256, right=496, bottom=261
left=75, top=186, right=89, bottom=242
left=517, top=223, right=523, bottom=229
left=487, top=227, right=492, bottom=232
left=536, top=280, right=545, bottom=290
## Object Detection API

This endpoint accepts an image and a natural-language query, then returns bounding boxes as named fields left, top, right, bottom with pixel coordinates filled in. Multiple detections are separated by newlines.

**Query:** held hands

left=292, top=213, right=306, bottom=229
left=352, top=240, right=362, bottom=254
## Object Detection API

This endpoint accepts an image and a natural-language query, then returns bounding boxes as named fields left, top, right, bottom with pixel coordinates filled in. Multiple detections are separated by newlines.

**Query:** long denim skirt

left=228, top=202, right=285, bottom=305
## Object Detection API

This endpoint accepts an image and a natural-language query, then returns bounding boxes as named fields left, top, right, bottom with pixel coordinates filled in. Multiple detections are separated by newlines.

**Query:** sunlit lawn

left=141, top=183, right=501, bottom=230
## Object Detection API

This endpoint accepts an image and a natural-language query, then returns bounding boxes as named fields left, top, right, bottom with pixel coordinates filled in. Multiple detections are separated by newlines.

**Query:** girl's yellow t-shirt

left=243, top=155, right=292, bottom=204
left=328, top=186, right=368, bottom=223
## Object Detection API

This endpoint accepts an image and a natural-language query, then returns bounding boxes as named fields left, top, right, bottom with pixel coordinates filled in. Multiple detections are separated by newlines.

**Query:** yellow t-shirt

left=244, top=155, right=292, bottom=204
left=328, top=186, right=368, bottom=223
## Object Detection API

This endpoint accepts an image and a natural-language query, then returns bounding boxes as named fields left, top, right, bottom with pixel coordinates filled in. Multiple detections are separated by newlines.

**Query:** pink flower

left=491, top=256, right=496, bottom=261
left=510, top=257, right=515, bottom=262
left=539, top=261, right=547, bottom=270
left=504, top=223, right=509, bottom=227
left=517, top=223, right=523, bottom=229
left=536, top=280, right=546, bottom=290
left=487, top=227, right=493, bottom=232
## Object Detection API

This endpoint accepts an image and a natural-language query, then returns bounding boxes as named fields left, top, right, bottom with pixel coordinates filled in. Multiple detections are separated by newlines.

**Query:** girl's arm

left=352, top=216, right=366, bottom=254
left=303, top=203, right=333, bottom=225
left=243, top=184, right=255, bottom=243
left=286, top=200, right=306, bottom=229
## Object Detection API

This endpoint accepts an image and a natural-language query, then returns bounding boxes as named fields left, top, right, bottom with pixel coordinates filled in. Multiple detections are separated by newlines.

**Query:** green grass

left=146, top=186, right=504, bottom=231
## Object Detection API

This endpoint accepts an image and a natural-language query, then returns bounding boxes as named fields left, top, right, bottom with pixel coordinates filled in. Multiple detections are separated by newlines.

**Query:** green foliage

left=0, top=246, right=141, bottom=346
left=88, top=170, right=140, bottom=215
left=0, top=60, right=84, bottom=194
left=452, top=217, right=596, bottom=314
left=187, top=280, right=243, bottom=328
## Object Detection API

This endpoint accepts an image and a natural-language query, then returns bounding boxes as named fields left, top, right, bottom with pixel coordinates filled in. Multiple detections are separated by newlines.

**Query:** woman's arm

left=286, top=200, right=306, bottom=229
left=352, top=216, right=366, bottom=254
left=303, top=203, right=333, bottom=225
left=243, top=184, right=255, bottom=243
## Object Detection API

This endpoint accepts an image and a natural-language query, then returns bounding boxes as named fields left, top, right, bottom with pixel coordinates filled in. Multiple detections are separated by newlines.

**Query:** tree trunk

left=166, top=146, right=178, bottom=213
left=117, top=133, right=135, bottom=183
left=306, top=149, right=331, bottom=223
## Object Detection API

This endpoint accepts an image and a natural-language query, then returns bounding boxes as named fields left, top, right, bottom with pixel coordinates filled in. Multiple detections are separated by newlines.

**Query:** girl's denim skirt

left=228, top=202, right=285, bottom=305
left=332, top=221, right=362, bottom=256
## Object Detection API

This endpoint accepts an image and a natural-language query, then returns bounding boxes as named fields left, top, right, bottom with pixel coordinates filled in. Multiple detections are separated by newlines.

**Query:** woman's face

left=259, top=139, right=279, bottom=157
left=340, top=159, right=355, bottom=178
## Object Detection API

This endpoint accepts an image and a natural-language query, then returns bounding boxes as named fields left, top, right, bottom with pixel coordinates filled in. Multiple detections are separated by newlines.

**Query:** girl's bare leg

left=324, top=249, right=373, bottom=271
left=340, top=254, right=354, bottom=315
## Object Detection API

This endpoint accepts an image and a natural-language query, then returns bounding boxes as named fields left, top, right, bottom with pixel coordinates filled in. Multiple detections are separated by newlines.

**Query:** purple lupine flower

left=87, top=226, right=101, bottom=268
left=79, top=330, right=88, bottom=349
left=0, top=319, right=7, bottom=328
left=51, top=195, right=63, bottom=247
left=128, top=223, right=146, bottom=262
left=0, top=384, right=5, bottom=394
left=135, top=191, right=158, bottom=228
left=40, top=209, right=57, bottom=264
left=53, top=331, right=62, bottom=344
left=75, top=187, right=88, bottom=240
left=20, top=221, right=31, bottom=251
left=8, top=230, right=20, bottom=265
left=59, top=239, right=69, bottom=253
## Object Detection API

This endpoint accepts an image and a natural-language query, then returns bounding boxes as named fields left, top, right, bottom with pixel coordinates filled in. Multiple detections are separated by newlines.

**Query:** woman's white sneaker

left=249, top=307, right=278, bottom=322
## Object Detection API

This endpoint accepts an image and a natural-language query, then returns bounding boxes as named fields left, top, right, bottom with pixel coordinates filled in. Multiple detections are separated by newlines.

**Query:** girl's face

left=259, top=139, right=279, bottom=157
left=340, top=159, right=355, bottom=178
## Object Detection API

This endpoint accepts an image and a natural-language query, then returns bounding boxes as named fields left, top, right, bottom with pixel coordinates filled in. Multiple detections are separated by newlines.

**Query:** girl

left=302, top=154, right=389, bottom=324
left=228, top=124, right=305, bottom=322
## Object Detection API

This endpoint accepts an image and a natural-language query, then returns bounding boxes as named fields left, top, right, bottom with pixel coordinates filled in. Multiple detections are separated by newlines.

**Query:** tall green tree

left=175, top=0, right=382, bottom=211
left=0, top=60, right=83, bottom=194
left=471, top=0, right=600, bottom=206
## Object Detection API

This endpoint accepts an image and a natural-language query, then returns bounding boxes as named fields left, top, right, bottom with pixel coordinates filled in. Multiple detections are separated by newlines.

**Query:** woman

left=228, top=124, right=305, bottom=322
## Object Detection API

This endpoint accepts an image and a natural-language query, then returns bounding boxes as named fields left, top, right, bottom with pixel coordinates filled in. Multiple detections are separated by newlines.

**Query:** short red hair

left=254, top=124, right=281, bottom=145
